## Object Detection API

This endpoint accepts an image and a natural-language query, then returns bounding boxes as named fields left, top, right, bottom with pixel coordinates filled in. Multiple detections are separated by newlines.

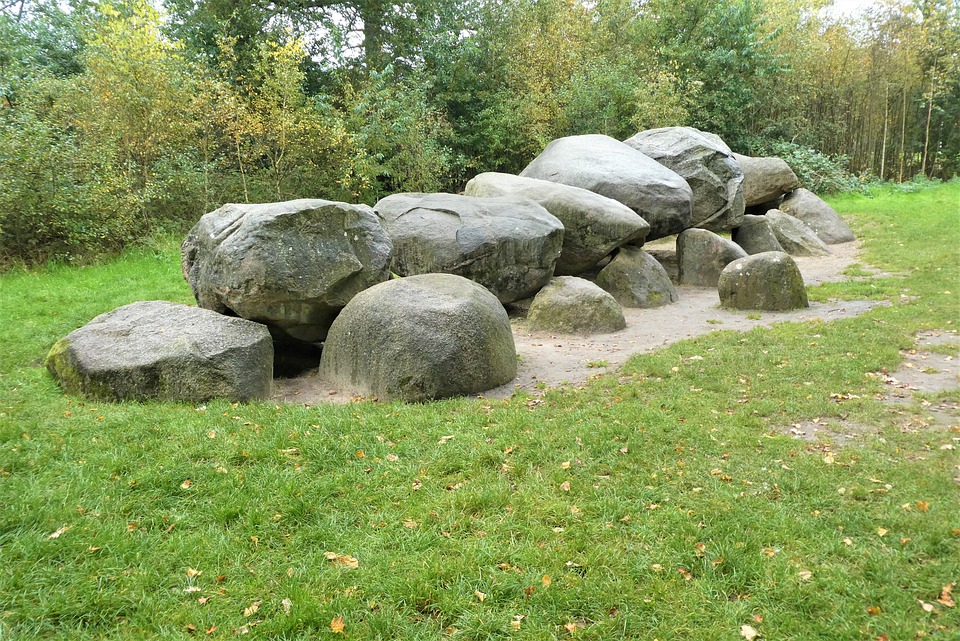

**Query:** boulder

left=182, top=199, right=392, bottom=345
left=718, top=252, right=809, bottom=311
left=779, top=188, right=855, bottom=244
left=374, top=192, right=563, bottom=303
left=744, top=195, right=783, bottom=216
left=45, top=301, right=273, bottom=402
left=596, top=246, right=679, bottom=308
left=732, top=214, right=785, bottom=255
left=732, top=153, right=800, bottom=206
left=527, top=276, right=626, bottom=335
left=623, top=127, right=745, bottom=231
left=463, top=172, right=649, bottom=275
left=318, top=274, right=516, bottom=402
left=519, top=134, right=693, bottom=240
left=765, top=209, right=831, bottom=257
left=676, top=229, right=748, bottom=287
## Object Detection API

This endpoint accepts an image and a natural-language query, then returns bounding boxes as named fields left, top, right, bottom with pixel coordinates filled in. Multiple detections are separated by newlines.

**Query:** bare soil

left=273, top=239, right=938, bottom=406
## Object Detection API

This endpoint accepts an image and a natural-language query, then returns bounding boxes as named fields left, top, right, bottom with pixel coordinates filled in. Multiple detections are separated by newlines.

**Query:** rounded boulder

left=527, top=277, right=626, bottom=335
left=318, top=274, right=516, bottom=402
left=718, top=252, right=809, bottom=311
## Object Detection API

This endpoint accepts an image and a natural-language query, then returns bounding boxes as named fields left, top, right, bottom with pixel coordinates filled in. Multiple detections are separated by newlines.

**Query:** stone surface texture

left=676, top=228, right=749, bottom=287
left=182, top=199, right=392, bottom=344
left=318, top=274, right=516, bottom=402
left=765, top=209, right=831, bottom=257
left=526, top=276, right=626, bottom=335
left=464, top=172, right=649, bottom=274
left=718, top=252, right=809, bottom=311
left=519, top=134, right=693, bottom=240
left=596, top=247, right=679, bottom=308
left=779, top=188, right=855, bottom=244
left=624, top=127, right=745, bottom=231
left=732, top=214, right=786, bottom=255
left=374, top=192, right=563, bottom=303
left=732, top=153, right=800, bottom=206
left=45, top=301, right=273, bottom=402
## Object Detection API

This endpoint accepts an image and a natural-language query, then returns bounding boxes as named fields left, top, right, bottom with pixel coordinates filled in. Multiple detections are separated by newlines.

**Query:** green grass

left=1, top=185, right=958, bottom=640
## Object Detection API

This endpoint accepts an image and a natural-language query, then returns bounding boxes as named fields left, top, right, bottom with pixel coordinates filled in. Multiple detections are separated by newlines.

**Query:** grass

left=1, top=185, right=958, bottom=640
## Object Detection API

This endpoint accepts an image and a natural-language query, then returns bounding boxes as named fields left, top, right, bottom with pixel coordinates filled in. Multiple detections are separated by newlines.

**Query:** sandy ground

left=273, top=239, right=922, bottom=405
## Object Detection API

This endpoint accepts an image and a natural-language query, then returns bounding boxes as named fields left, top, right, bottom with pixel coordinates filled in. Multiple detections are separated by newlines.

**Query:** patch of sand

left=274, top=240, right=905, bottom=405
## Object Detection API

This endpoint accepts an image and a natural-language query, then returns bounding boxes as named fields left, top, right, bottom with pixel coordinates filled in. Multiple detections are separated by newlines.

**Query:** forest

left=0, top=0, right=957, bottom=264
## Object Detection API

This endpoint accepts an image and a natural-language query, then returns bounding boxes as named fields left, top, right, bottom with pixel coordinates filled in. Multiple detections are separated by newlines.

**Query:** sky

left=828, top=0, right=883, bottom=17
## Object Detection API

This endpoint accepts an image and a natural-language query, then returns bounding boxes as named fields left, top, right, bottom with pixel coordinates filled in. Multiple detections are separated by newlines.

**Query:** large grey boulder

left=732, top=153, right=800, bottom=206
left=765, top=209, right=831, bottom=257
left=182, top=199, right=392, bottom=344
left=318, top=274, right=516, bottom=402
left=374, top=193, right=563, bottom=304
left=464, top=172, right=649, bottom=275
left=732, top=214, right=785, bottom=255
left=596, top=247, right=679, bottom=308
left=519, top=134, right=693, bottom=240
left=45, top=301, right=273, bottom=402
left=677, top=229, right=748, bottom=287
left=623, top=127, right=745, bottom=232
left=718, top=252, right=809, bottom=311
left=527, top=277, right=626, bottom=335
left=779, top=188, right=855, bottom=244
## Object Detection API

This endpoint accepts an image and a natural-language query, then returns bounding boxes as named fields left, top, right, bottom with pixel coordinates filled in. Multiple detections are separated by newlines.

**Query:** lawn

left=0, top=183, right=958, bottom=640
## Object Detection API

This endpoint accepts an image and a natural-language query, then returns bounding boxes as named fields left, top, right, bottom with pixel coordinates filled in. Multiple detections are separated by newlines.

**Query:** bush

left=748, top=140, right=861, bottom=194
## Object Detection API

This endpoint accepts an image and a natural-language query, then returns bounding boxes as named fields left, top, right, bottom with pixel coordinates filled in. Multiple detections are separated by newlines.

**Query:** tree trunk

left=880, top=84, right=888, bottom=181
left=899, top=87, right=907, bottom=183
left=921, top=57, right=937, bottom=177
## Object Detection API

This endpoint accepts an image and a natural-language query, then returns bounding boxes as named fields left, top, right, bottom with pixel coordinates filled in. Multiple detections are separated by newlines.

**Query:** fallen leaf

left=542, top=574, right=552, bottom=588
left=752, top=614, right=763, bottom=623
left=511, top=618, right=522, bottom=631
left=437, top=435, right=455, bottom=444
left=386, top=454, right=399, bottom=462
left=205, top=626, right=217, bottom=635
left=198, top=597, right=211, bottom=605
left=867, top=606, right=882, bottom=616
left=524, top=585, right=536, bottom=597
left=797, top=570, right=813, bottom=581
left=186, top=568, right=203, bottom=579
left=185, top=623, right=197, bottom=633
left=402, top=520, right=417, bottom=529
left=560, top=481, right=571, bottom=492
left=207, top=430, right=216, bottom=439
left=564, top=621, right=578, bottom=634
left=324, top=552, right=359, bottom=569
left=877, top=528, right=889, bottom=537
left=916, top=501, right=930, bottom=512
left=282, top=598, right=292, bottom=614
left=330, top=616, right=345, bottom=634
left=561, top=461, right=571, bottom=469
left=474, top=590, right=486, bottom=602
left=937, top=583, right=955, bottom=607
left=843, top=538, right=853, bottom=546
left=918, top=600, right=935, bottom=613
left=761, top=547, right=777, bottom=558
left=47, top=526, right=70, bottom=539
left=740, top=623, right=759, bottom=640
left=678, top=567, right=693, bottom=581
left=243, top=600, right=261, bottom=617
left=650, top=564, right=663, bottom=572
left=183, top=586, right=201, bottom=593
left=180, top=479, right=192, bottom=489
left=355, top=450, right=365, bottom=459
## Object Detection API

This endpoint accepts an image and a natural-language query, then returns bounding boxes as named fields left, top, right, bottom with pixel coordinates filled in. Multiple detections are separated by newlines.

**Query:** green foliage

left=750, top=140, right=862, bottom=194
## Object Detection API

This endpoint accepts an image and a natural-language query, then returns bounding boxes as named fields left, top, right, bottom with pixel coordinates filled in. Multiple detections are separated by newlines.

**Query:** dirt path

left=274, top=240, right=915, bottom=405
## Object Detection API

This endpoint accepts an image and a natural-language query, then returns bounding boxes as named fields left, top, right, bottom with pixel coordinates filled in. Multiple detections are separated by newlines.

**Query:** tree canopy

left=1, top=0, right=957, bottom=264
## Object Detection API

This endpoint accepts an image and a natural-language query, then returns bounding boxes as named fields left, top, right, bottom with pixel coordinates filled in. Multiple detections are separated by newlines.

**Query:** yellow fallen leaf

left=474, top=590, right=486, bottom=602
left=797, top=570, right=813, bottom=581
left=560, top=481, right=571, bottom=492
left=561, top=461, right=571, bottom=469
left=186, top=568, right=203, bottom=579
left=386, top=454, right=399, bottom=462
left=511, top=618, right=522, bottom=631
left=542, top=574, right=552, bottom=588
left=180, top=479, right=192, bottom=489
left=918, top=600, right=935, bottom=613
left=740, top=623, right=759, bottom=640
left=843, top=538, right=853, bottom=546
left=324, top=552, right=359, bottom=569
left=47, top=526, right=70, bottom=540
left=355, top=450, right=365, bottom=459
left=437, top=435, right=455, bottom=444
left=242, top=600, right=260, bottom=617
left=877, top=528, right=888, bottom=537
left=281, top=598, right=292, bottom=614
left=938, top=583, right=955, bottom=608
left=564, top=621, right=578, bottom=634
left=916, top=501, right=930, bottom=512
left=330, top=615, right=345, bottom=634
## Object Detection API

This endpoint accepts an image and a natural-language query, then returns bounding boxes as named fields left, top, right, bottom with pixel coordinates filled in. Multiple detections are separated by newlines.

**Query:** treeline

left=0, top=0, right=957, bottom=264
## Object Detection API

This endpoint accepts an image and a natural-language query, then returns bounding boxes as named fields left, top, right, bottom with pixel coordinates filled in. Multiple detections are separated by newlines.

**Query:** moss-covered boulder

left=677, top=228, right=748, bottom=287
left=718, top=252, right=809, bottom=311
left=45, top=301, right=273, bottom=402
left=527, top=277, right=626, bottom=335
left=596, top=247, right=678, bottom=308
left=318, top=274, right=516, bottom=402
